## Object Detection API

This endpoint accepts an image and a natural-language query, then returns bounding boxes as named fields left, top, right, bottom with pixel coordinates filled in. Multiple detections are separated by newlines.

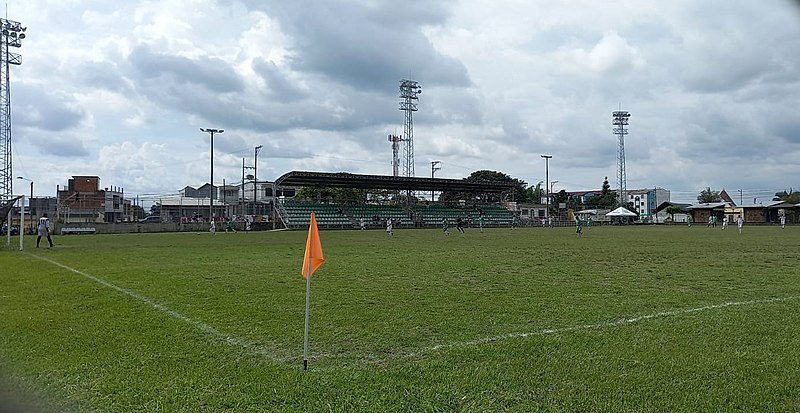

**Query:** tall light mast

left=0, top=18, right=26, bottom=198
left=399, top=79, right=421, bottom=177
left=612, top=110, right=630, bottom=207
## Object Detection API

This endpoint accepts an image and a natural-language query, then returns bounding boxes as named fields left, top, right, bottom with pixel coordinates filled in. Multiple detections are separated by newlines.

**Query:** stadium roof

left=275, top=171, right=515, bottom=192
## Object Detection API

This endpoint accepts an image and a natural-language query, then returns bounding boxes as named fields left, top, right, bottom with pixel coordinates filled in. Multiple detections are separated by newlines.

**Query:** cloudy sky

left=8, top=0, right=800, bottom=203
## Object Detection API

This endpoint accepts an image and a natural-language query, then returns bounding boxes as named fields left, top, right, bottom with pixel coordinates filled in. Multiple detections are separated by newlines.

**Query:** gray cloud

left=245, top=1, right=470, bottom=92
left=29, top=133, right=90, bottom=157
left=76, top=61, right=133, bottom=94
left=128, top=45, right=244, bottom=94
left=252, top=58, right=307, bottom=102
left=14, top=83, right=85, bottom=132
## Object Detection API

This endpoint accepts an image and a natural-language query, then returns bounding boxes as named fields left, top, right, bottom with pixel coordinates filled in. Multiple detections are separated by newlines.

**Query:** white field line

left=22, top=252, right=800, bottom=368
left=399, top=295, right=800, bottom=360
left=25, top=253, right=293, bottom=364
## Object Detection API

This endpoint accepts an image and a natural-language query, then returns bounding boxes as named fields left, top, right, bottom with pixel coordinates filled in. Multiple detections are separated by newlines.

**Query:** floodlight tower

left=399, top=79, right=421, bottom=177
left=387, top=134, right=402, bottom=176
left=0, top=18, right=25, bottom=199
left=612, top=110, right=630, bottom=207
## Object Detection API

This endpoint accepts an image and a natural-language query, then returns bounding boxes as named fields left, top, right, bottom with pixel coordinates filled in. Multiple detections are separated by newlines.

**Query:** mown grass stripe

left=24, top=252, right=294, bottom=364
left=22, top=252, right=800, bottom=370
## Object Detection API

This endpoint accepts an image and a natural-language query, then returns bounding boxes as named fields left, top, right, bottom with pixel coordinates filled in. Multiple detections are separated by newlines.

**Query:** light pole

left=540, top=155, right=552, bottom=220
left=431, top=160, right=441, bottom=201
left=254, top=145, right=262, bottom=205
left=200, top=128, right=224, bottom=221
left=16, top=175, right=32, bottom=202
left=16, top=176, right=32, bottom=232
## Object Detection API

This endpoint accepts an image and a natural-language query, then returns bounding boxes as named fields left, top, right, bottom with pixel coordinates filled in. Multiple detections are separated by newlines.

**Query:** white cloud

left=5, top=0, right=800, bottom=202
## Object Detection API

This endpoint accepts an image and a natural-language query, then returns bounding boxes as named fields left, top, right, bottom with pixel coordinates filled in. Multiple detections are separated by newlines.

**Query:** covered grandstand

left=274, top=171, right=517, bottom=229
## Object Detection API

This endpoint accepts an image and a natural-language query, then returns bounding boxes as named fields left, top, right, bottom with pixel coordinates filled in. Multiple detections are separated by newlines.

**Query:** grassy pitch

left=1, top=225, right=799, bottom=412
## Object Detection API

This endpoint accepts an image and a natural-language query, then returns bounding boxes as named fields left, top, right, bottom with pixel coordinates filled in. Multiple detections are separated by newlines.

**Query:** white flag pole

left=6, top=208, right=10, bottom=246
left=303, top=255, right=312, bottom=370
left=19, top=195, right=25, bottom=251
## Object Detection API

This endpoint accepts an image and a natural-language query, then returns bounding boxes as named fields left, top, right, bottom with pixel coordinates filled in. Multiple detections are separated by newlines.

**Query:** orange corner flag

left=301, top=212, right=325, bottom=279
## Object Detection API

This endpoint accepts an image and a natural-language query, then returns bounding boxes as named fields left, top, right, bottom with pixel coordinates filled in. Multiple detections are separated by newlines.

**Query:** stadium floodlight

left=1, top=17, right=26, bottom=199
left=200, top=128, right=224, bottom=221
left=612, top=110, right=630, bottom=207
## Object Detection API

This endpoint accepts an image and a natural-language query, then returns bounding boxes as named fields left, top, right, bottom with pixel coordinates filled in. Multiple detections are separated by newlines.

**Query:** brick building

left=57, top=176, right=130, bottom=223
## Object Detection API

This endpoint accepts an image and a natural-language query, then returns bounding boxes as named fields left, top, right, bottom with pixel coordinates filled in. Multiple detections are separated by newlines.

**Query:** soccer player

left=225, top=218, right=236, bottom=233
left=209, top=219, right=216, bottom=235
left=36, top=213, right=54, bottom=248
left=737, top=215, right=744, bottom=234
left=511, top=215, right=519, bottom=229
left=456, top=217, right=465, bottom=235
left=479, top=215, right=485, bottom=233
left=386, top=218, right=393, bottom=238
left=722, top=216, right=728, bottom=230
left=575, top=217, right=583, bottom=238
left=442, top=217, right=450, bottom=236
left=780, top=214, right=786, bottom=229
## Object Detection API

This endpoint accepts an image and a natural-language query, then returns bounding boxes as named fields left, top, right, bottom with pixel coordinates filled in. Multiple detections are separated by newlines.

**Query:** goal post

left=2, top=195, right=25, bottom=250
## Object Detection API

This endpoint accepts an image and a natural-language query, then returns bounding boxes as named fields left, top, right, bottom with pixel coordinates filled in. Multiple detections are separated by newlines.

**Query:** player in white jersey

left=37, top=213, right=54, bottom=248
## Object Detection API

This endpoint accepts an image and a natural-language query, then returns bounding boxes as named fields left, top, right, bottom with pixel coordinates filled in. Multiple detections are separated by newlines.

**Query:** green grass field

left=2, top=225, right=799, bottom=412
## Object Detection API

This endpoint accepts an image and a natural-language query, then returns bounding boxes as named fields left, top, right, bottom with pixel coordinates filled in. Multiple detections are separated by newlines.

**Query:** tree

left=665, top=205, right=684, bottom=221
left=439, top=170, right=528, bottom=204
left=295, top=185, right=383, bottom=204
left=525, top=182, right=545, bottom=204
left=697, top=187, right=722, bottom=203
left=773, top=189, right=800, bottom=204
left=585, top=176, right=616, bottom=209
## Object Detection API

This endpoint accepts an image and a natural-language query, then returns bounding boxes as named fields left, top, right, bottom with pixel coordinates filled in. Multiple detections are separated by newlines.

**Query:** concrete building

left=627, top=188, right=670, bottom=222
left=57, top=176, right=130, bottom=223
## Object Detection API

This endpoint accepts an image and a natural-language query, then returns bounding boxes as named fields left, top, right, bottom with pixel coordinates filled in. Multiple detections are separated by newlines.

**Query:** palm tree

left=773, top=189, right=800, bottom=204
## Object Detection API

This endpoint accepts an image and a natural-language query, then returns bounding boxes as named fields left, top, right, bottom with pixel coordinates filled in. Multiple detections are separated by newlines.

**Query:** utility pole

left=540, top=155, right=552, bottom=220
left=431, top=160, right=441, bottom=202
left=241, top=158, right=245, bottom=216
left=200, top=128, right=223, bottom=221
left=254, top=145, right=263, bottom=204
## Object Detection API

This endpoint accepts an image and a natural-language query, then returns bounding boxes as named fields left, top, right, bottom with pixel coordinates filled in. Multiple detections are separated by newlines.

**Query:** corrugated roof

left=275, top=171, right=514, bottom=192
left=686, top=202, right=729, bottom=210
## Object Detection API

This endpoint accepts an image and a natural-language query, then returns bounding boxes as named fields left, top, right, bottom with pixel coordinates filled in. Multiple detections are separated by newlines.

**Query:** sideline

left=24, top=252, right=293, bottom=364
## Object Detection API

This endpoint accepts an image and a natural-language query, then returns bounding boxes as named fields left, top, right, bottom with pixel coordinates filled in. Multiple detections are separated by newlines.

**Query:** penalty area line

left=25, top=252, right=292, bottom=364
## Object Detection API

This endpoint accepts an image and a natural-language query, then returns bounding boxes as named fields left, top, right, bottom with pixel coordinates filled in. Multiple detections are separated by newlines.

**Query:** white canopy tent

left=606, top=207, right=638, bottom=217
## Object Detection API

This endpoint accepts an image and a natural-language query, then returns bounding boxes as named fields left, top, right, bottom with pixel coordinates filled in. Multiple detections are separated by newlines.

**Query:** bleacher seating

left=414, top=204, right=515, bottom=227
left=282, top=201, right=352, bottom=228
left=278, top=200, right=515, bottom=229
left=350, top=204, right=413, bottom=227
